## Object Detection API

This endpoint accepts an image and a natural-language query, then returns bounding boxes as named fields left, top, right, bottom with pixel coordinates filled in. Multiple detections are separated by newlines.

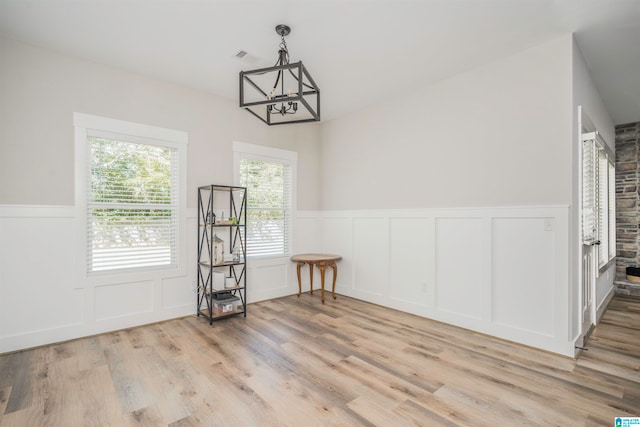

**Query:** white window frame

left=232, top=141, right=297, bottom=260
left=596, top=152, right=616, bottom=269
left=74, top=113, right=188, bottom=279
left=608, top=161, right=616, bottom=262
left=582, top=132, right=616, bottom=272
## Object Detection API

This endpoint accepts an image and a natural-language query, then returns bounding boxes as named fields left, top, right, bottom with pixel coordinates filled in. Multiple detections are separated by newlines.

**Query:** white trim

left=1, top=304, right=192, bottom=354
left=596, top=285, right=615, bottom=323
left=0, top=205, right=75, bottom=218
left=232, top=141, right=298, bottom=260
left=74, top=113, right=188, bottom=145
left=232, top=141, right=297, bottom=163
left=74, top=112, right=188, bottom=281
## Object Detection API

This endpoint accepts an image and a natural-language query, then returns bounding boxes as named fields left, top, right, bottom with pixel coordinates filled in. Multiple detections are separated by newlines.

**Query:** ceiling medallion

left=239, top=25, right=320, bottom=125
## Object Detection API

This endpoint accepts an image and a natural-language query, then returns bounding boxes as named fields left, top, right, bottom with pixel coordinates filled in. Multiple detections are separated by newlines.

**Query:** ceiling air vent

left=233, top=50, right=265, bottom=66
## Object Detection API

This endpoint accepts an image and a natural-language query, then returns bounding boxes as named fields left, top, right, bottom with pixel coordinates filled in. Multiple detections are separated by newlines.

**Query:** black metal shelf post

left=197, top=185, right=247, bottom=324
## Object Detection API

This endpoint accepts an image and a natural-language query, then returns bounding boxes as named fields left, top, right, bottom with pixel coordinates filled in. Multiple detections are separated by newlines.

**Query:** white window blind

left=582, top=139, right=597, bottom=244
left=608, top=160, right=616, bottom=261
left=582, top=133, right=616, bottom=270
left=239, top=158, right=292, bottom=258
left=598, top=150, right=609, bottom=267
left=88, top=135, right=178, bottom=272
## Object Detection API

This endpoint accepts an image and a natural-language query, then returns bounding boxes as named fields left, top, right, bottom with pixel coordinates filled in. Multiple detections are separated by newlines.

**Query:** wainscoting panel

left=162, top=276, right=195, bottom=310
left=0, top=205, right=194, bottom=353
left=0, top=212, right=84, bottom=340
left=434, top=217, right=484, bottom=320
left=293, top=215, right=320, bottom=255
left=353, top=217, right=389, bottom=299
left=1, top=205, right=574, bottom=356
left=94, top=280, right=155, bottom=321
left=389, top=218, right=432, bottom=309
left=319, top=217, right=354, bottom=294
left=246, top=257, right=292, bottom=303
left=492, top=217, right=555, bottom=336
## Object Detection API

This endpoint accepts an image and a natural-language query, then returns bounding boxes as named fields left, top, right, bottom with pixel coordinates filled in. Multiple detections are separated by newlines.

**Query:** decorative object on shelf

left=213, top=233, right=224, bottom=265
left=239, top=24, right=320, bottom=126
left=225, top=276, right=235, bottom=289
left=207, top=211, right=216, bottom=225
left=213, top=271, right=225, bottom=290
left=211, top=294, right=240, bottom=316
left=197, top=185, right=247, bottom=324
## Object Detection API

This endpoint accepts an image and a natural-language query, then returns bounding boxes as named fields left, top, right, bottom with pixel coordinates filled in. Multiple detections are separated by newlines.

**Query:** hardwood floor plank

left=0, top=387, right=10, bottom=424
left=2, top=352, right=32, bottom=414
left=577, top=351, right=640, bottom=383
left=101, top=337, right=155, bottom=413
left=431, top=385, right=537, bottom=427
left=348, top=395, right=412, bottom=426
left=589, top=328, right=640, bottom=358
left=125, top=404, right=165, bottom=427
left=393, top=399, right=461, bottom=427
left=75, top=336, right=108, bottom=371
left=0, top=406, right=45, bottom=427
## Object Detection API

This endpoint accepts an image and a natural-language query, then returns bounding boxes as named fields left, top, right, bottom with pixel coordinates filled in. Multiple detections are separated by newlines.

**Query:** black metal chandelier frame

left=239, top=25, right=320, bottom=126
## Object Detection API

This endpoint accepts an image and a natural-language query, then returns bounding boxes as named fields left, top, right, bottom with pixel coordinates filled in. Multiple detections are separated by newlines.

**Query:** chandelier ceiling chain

left=239, top=24, right=320, bottom=126
left=268, top=26, right=296, bottom=116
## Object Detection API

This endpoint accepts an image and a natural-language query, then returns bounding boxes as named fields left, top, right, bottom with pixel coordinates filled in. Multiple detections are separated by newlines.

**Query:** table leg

left=309, top=263, right=314, bottom=295
left=330, top=262, right=338, bottom=300
left=319, top=264, right=326, bottom=304
left=296, top=262, right=303, bottom=297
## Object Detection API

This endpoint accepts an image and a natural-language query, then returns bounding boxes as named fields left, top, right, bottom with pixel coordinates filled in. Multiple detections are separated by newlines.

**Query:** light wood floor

left=1, top=294, right=639, bottom=426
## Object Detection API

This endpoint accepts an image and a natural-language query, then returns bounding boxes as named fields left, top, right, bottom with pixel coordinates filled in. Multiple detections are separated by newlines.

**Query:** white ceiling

left=0, top=0, right=639, bottom=124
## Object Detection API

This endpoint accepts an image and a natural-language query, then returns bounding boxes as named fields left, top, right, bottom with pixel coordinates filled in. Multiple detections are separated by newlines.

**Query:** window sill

left=598, top=257, right=616, bottom=275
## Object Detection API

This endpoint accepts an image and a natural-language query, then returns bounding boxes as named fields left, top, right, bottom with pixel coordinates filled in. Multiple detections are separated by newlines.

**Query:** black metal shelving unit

left=197, top=185, right=247, bottom=324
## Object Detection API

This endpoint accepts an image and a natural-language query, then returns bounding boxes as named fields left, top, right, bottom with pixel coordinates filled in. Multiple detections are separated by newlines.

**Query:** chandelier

left=239, top=25, right=320, bottom=125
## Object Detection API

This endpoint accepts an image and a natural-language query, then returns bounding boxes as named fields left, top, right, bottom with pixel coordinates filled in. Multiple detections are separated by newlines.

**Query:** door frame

left=577, top=106, right=597, bottom=347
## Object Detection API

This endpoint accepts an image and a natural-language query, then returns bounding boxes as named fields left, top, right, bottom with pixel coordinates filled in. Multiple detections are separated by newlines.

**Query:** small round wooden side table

left=290, top=253, right=342, bottom=303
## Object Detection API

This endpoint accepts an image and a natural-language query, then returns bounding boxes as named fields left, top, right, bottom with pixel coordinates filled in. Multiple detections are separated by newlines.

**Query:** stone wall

left=615, top=122, right=640, bottom=296
left=615, top=122, right=639, bottom=276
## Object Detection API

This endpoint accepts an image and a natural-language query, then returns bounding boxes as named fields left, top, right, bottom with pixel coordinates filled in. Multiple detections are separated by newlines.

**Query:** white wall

left=571, top=36, right=616, bottom=336
left=320, top=35, right=573, bottom=210
left=0, top=38, right=321, bottom=353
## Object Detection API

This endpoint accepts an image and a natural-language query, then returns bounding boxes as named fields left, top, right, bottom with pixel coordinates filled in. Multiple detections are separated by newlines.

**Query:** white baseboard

left=1, top=304, right=192, bottom=354
left=596, top=286, right=615, bottom=323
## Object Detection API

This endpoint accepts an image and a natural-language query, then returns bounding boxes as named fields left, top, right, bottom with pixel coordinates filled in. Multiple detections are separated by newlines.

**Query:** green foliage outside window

left=239, top=158, right=289, bottom=256
left=89, top=137, right=174, bottom=255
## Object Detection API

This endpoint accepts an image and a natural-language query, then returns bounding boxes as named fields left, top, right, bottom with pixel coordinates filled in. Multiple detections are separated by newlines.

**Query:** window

left=233, top=142, right=296, bottom=258
left=608, top=161, right=616, bottom=261
left=582, top=135, right=615, bottom=269
left=582, top=138, right=597, bottom=244
left=75, top=113, right=187, bottom=275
